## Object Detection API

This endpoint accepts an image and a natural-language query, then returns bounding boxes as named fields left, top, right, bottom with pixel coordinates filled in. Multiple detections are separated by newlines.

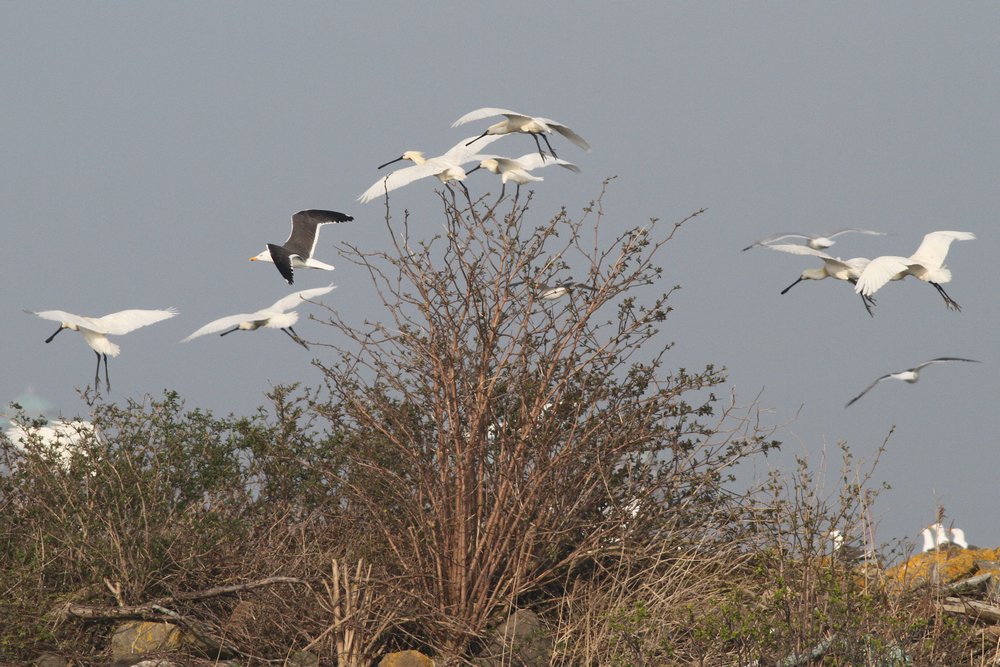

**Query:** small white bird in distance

left=845, top=357, right=980, bottom=407
left=465, top=153, right=581, bottom=200
left=452, top=107, right=591, bottom=161
left=5, top=419, right=99, bottom=471
left=182, top=284, right=336, bottom=349
left=27, top=308, right=178, bottom=392
left=742, top=228, right=887, bottom=252
left=511, top=279, right=596, bottom=300
left=250, top=210, right=353, bottom=285
left=766, top=244, right=877, bottom=316
left=921, top=523, right=970, bottom=551
left=854, top=230, right=975, bottom=311
left=358, top=135, right=503, bottom=204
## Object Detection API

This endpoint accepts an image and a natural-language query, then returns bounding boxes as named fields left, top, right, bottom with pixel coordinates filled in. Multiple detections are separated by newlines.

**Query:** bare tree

left=315, top=184, right=773, bottom=658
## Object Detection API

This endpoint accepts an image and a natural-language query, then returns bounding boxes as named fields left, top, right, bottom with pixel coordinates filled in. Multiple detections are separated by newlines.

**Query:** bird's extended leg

left=540, top=133, right=559, bottom=159
left=931, top=282, right=961, bottom=312
left=859, top=293, right=876, bottom=317
left=283, top=327, right=309, bottom=349
left=780, top=277, right=804, bottom=295
left=530, top=133, right=548, bottom=161
left=103, top=354, right=111, bottom=391
left=45, top=326, right=64, bottom=344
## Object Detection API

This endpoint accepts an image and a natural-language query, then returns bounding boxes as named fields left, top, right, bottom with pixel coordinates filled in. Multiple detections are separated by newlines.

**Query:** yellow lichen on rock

left=887, top=548, right=998, bottom=588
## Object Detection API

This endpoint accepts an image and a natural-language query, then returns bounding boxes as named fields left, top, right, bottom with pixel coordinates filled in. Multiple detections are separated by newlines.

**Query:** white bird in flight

left=182, top=284, right=336, bottom=349
left=742, top=228, right=887, bottom=252
left=452, top=107, right=590, bottom=161
left=358, top=135, right=503, bottom=204
left=845, top=357, right=980, bottom=407
left=854, top=230, right=975, bottom=311
left=250, top=210, right=353, bottom=285
left=766, top=244, right=877, bottom=316
left=27, top=308, right=178, bottom=391
left=465, top=152, right=581, bottom=200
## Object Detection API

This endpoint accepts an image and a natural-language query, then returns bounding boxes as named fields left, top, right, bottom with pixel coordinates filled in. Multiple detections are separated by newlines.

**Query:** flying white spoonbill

left=251, top=210, right=353, bottom=285
left=854, top=231, right=975, bottom=311
left=358, top=135, right=503, bottom=204
left=766, top=244, right=876, bottom=316
left=845, top=357, right=980, bottom=407
left=452, top=107, right=590, bottom=161
left=742, top=228, right=886, bottom=252
left=27, top=308, right=178, bottom=392
left=182, top=284, right=336, bottom=349
left=466, top=152, right=580, bottom=200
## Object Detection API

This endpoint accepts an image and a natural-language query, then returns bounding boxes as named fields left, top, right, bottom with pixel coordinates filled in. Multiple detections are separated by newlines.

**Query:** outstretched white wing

left=182, top=313, right=258, bottom=342
left=908, top=231, right=975, bottom=268
left=268, top=284, right=337, bottom=313
left=451, top=107, right=524, bottom=127
left=854, top=256, right=909, bottom=296
left=509, top=153, right=581, bottom=173
left=535, top=117, right=591, bottom=151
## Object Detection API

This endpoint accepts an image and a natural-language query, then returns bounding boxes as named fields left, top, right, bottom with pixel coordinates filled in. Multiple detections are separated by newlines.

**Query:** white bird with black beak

left=358, top=135, right=503, bottom=204
left=466, top=152, right=580, bottom=200
left=452, top=107, right=590, bottom=161
left=27, top=308, right=178, bottom=392
left=742, top=228, right=886, bottom=252
left=766, top=244, right=876, bottom=316
left=182, top=284, right=336, bottom=349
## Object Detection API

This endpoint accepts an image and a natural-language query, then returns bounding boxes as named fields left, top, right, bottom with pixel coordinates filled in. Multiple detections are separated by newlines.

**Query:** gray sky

left=3, top=3, right=998, bottom=548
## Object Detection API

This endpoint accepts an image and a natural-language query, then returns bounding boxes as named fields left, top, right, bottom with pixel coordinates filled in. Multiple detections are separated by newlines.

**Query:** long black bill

left=465, top=130, right=489, bottom=147
left=377, top=156, right=406, bottom=170
left=45, top=326, right=64, bottom=344
left=219, top=326, right=240, bottom=337
left=780, top=277, right=804, bottom=295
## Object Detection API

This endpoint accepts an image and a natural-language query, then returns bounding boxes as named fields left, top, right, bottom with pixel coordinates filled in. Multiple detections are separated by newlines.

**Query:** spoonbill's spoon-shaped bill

left=854, top=231, right=975, bottom=311
left=250, top=210, right=353, bottom=285
left=845, top=357, right=980, bottom=407
left=766, top=244, right=876, bottom=316
left=358, top=135, right=503, bottom=204
left=742, top=228, right=886, bottom=252
left=182, top=284, right=336, bottom=349
left=27, top=308, right=178, bottom=392
left=452, top=107, right=591, bottom=160
left=465, top=152, right=581, bottom=200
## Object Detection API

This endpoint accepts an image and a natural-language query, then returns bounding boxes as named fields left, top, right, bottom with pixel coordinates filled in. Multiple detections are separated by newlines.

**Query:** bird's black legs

left=92, top=352, right=110, bottom=391
left=931, top=282, right=961, bottom=311
left=530, top=133, right=547, bottom=161
left=859, top=293, right=877, bottom=317
left=283, top=327, right=309, bottom=349
left=780, top=277, right=804, bottom=295
left=219, top=326, right=240, bottom=337
left=540, top=133, right=558, bottom=159
left=514, top=183, right=522, bottom=202
left=465, top=130, right=489, bottom=147
left=45, top=326, right=64, bottom=344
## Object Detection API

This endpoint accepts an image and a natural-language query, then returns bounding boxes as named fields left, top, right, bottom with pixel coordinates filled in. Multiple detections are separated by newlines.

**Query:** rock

left=287, top=650, right=320, bottom=666
left=110, top=621, right=184, bottom=662
left=378, top=649, right=435, bottom=666
left=475, top=609, right=553, bottom=667
left=33, top=654, right=68, bottom=667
